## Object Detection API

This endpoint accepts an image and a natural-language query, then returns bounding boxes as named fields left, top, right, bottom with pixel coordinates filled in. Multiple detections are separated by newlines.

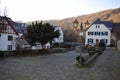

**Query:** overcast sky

left=0, top=0, right=120, bottom=22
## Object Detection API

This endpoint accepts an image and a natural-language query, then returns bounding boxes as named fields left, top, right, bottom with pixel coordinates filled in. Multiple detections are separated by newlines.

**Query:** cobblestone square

left=0, top=49, right=120, bottom=80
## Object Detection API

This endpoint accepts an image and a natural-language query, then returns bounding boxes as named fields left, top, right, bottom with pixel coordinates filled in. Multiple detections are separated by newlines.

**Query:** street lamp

left=85, top=20, right=90, bottom=28
left=73, top=19, right=79, bottom=29
left=73, top=19, right=84, bottom=65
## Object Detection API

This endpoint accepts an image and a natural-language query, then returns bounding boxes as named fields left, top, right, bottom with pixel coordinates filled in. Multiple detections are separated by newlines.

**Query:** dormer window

left=96, top=25, right=100, bottom=28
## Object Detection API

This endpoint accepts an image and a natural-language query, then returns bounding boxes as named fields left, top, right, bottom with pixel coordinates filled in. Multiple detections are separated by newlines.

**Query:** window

left=105, top=39, right=108, bottom=44
left=91, top=39, right=93, bottom=43
left=98, top=32, right=100, bottom=36
left=105, top=32, right=108, bottom=36
left=94, top=32, right=100, bottom=36
left=98, top=25, right=100, bottom=28
left=88, top=32, right=94, bottom=35
left=91, top=32, right=93, bottom=35
left=8, top=45, right=12, bottom=50
left=101, top=32, right=108, bottom=36
left=8, top=35, right=13, bottom=41
left=95, top=32, right=97, bottom=35
left=88, top=32, right=90, bottom=35
left=96, top=26, right=97, bottom=28
left=101, top=32, right=104, bottom=36
left=96, top=25, right=100, bottom=28
left=88, top=38, right=94, bottom=43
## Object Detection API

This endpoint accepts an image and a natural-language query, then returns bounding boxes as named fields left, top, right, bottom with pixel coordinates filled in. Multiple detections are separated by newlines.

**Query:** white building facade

left=52, top=26, right=64, bottom=47
left=0, top=16, right=30, bottom=51
left=0, top=16, right=18, bottom=51
left=53, top=26, right=64, bottom=43
left=0, top=33, right=18, bottom=51
left=85, top=19, right=112, bottom=46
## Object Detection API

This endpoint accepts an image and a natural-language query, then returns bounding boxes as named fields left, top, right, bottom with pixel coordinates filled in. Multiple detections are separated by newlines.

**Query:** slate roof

left=0, top=16, right=27, bottom=34
left=92, top=18, right=113, bottom=30
left=13, top=22, right=27, bottom=34
left=0, top=16, right=13, bottom=23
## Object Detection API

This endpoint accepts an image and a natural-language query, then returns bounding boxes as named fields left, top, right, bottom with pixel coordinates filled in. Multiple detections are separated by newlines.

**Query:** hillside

left=26, top=8, right=120, bottom=42
left=32, top=8, right=120, bottom=28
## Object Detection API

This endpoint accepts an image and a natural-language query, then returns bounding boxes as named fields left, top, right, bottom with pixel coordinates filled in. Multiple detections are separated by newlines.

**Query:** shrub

left=76, top=55, right=85, bottom=65
left=88, top=50, right=95, bottom=56
left=99, top=47, right=105, bottom=51
left=98, top=40, right=106, bottom=51
left=87, top=47, right=96, bottom=56
left=96, top=48, right=102, bottom=55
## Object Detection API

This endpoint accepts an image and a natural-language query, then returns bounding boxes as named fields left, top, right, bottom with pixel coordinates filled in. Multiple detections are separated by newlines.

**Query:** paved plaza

left=0, top=49, right=120, bottom=80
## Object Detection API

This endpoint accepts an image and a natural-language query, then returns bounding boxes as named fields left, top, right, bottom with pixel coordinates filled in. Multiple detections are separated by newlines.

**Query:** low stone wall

left=49, top=48, right=68, bottom=53
left=0, top=48, right=68, bottom=57
left=0, top=50, right=43, bottom=57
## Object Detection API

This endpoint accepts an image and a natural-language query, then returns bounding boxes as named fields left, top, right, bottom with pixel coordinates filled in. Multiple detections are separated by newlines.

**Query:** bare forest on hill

left=26, top=8, right=120, bottom=42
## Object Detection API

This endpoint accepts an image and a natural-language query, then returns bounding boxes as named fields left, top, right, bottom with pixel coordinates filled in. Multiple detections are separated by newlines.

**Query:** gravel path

left=0, top=49, right=120, bottom=80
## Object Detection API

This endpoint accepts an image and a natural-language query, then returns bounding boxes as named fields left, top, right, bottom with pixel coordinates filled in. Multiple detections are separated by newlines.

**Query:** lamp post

left=85, top=20, right=90, bottom=28
left=73, top=19, right=84, bottom=65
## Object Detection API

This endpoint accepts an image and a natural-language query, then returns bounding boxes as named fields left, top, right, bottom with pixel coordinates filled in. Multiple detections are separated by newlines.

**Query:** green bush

left=99, top=40, right=106, bottom=51
left=96, top=48, right=102, bottom=55
left=76, top=55, right=85, bottom=65
left=88, top=50, right=95, bottom=56
left=87, top=47, right=96, bottom=56
left=76, top=56, right=80, bottom=63
left=87, top=46, right=95, bottom=51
